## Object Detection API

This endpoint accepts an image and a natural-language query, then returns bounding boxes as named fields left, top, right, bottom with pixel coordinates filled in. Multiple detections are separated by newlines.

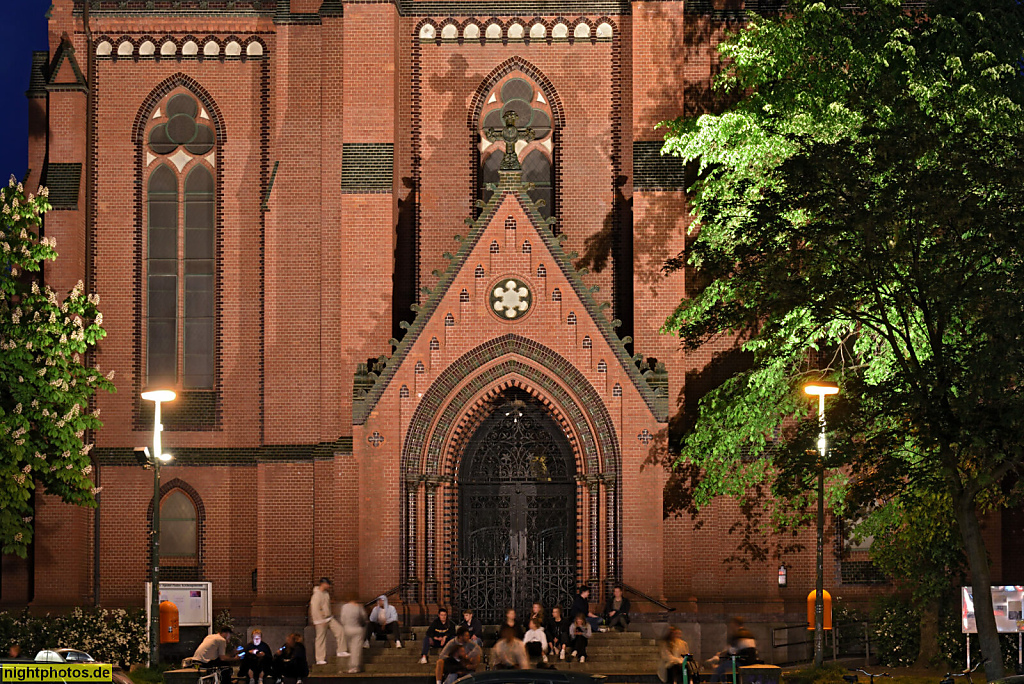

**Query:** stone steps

left=311, top=627, right=663, bottom=678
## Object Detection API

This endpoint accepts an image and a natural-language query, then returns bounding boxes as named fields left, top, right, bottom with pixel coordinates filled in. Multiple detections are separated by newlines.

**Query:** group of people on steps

left=191, top=577, right=757, bottom=684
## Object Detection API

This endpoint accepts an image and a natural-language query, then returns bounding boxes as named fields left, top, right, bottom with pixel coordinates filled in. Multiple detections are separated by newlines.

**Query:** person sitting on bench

left=419, top=608, right=456, bottom=664
left=192, top=626, right=240, bottom=682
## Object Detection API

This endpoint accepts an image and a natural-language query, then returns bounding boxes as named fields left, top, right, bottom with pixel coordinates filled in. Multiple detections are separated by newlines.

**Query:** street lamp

left=141, top=389, right=176, bottom=667
left=803, top=380, right=838, bottom=668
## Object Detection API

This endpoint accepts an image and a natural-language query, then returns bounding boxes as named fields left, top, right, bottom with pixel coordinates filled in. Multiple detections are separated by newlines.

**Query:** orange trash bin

left=159, top=600, right=180, bottom=643
left=806, top=590, right=832, bottom=630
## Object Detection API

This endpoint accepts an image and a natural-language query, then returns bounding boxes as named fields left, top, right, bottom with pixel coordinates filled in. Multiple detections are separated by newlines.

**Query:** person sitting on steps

left=436, top=626, right=481, bottom=684
left=419, top=607, right=456, bottom=664
left=603, top=585, right=631, bottom=632
left=237, top=629, right=272, bottom=684
left=365, top=595, right=402, bottom=649
left=524, top=617, right=549, bottom=665
left=571, top=586, right=602, bottom=632
left=272, top=633, right=308, bottom=684
left=192, top=626, right=240, bottom=683
left=496, top=608, right=525, bottom=641
left=459, top=609, right=483, bottom=645
left=547, top=606, right=570, bottom=661
left=569, top=613, right=592, bottom=663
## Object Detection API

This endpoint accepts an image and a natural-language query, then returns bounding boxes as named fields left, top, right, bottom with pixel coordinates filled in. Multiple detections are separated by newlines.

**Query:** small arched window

left=430, top=337, right=440, bottom=350
left=582, top=335, right=592, bottom=349
left=400, top=385, right=410, bottom=398
left=475, top=265, right=485, bottom=278
left=612, top=383, right=623, bottom=397
left=490, top=240, right=500, bottom=254
left=552, top=288, right=561, bottom=302
left=567, top=312, right=577, bottom=325
left=445, top=313, right=455, bottom=327
left=161, top=490, right=198, bottom=557
left=460, top=288, right=470, bottom=303
left=523, top=240, right=532, bottom=254
left=537, top=264, right=546, bottom=278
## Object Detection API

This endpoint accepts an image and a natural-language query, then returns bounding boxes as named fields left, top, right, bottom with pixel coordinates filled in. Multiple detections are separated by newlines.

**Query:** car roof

left=458, top=670, right=601, bottom=684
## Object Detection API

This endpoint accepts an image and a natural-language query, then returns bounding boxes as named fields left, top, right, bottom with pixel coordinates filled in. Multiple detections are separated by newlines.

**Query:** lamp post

left=141, top=389, right=176, bottom=667
left=803, top=381, right=838, bottom=668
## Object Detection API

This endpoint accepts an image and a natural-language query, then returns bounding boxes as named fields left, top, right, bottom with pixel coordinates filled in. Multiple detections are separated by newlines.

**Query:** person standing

left=569, top=614, right=592, bottom=663
left=237, top=629, right=273, bottom=684
left=419, top=608, right=456, bottom=664
left=491, top=625, right=529, bottom=670
left=603, top=585, right=631, bottom=632
left=340, top=597, right=368, bottom=673
left=366, top=595, right=402, bottom=648
left=658, top=626, right=690, bottom=684
left=310, top=578, right=346, bottom=665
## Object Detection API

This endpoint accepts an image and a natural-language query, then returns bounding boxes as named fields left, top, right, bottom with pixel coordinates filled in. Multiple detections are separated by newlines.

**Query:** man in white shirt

left=310, top=577, right=347, bottom=665
left=192, top=626, right=239, bottom=680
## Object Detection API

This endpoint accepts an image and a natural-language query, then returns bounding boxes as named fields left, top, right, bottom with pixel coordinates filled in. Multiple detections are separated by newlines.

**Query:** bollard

left=683, top=655, right=690, bottom=684
left=732, top=655, right=739, bottom=684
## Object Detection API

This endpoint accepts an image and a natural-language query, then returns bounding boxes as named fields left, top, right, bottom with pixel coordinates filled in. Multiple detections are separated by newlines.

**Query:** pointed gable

left=48, top=35, right=88, bottom=92
left=353, top=173, right=667, bottom=425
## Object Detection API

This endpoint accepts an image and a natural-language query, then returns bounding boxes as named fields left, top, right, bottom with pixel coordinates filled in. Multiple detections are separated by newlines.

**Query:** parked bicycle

left=940, top=658, right=988, bottom=684
left=843, top=668, right=891, bottom=684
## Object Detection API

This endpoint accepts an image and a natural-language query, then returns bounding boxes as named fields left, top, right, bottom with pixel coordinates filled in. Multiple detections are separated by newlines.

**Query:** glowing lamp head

left=141, top=389, right=177, bottom=403
left=803, top=381, right=839, bottom=397
left=157, top=452, right=174, bottom=463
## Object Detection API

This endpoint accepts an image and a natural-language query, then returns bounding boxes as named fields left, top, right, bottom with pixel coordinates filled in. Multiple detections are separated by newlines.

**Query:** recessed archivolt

left=439, top=376, right=587, bottom=482
left=399, top=335, right=621, bottom=481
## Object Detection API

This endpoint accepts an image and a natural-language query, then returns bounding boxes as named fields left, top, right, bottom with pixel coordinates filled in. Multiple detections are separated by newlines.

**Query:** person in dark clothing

left=496, top=608, right=525, bottom=641
left=237, top=630, right=273, bottom=684
left=546, top=606, right=570, bottom=660
left=459, top=609, right=484, bottom=645
left=419, top=608, right=456, bottom=663
left=273, top=633, right=308, bottom=683
left=603, top=585, right=631, bottom=632
left=527, top=602, right=546, bottom=628
left=571, top=587, right=602, bottom=632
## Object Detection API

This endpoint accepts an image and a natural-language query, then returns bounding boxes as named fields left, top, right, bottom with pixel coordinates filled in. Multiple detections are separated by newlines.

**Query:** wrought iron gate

left=452, top=393, right=577, bottom=623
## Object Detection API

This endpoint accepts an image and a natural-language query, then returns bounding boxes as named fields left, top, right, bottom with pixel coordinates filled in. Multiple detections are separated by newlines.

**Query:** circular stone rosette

left=489, top=277, right=533, bottom=321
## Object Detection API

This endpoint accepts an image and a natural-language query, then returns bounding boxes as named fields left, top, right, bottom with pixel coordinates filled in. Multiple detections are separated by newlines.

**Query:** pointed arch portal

left=400, top=336, right=621, bottom=615
left=454, top=389, right=576, bottom=622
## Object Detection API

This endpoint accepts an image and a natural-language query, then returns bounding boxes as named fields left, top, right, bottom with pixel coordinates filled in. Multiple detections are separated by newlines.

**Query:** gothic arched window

left=145, top=91, right=217, bottom=390
left=479, top=74, right=555, bottom=218
left=161, top=489, right=198, bottom=557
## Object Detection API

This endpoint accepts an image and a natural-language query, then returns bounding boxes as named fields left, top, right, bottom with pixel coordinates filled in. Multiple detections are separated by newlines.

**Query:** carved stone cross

left=485, top=110, right=535, bottom=172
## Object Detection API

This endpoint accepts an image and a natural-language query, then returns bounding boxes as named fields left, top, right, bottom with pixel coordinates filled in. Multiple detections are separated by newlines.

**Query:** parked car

left=31, top=648, right=132, bottom=684
left=456, top=670, right=606, bottom=684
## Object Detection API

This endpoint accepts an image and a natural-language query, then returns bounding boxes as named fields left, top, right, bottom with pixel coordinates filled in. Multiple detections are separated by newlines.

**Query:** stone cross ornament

left=485, top=111, right=535, bottom=172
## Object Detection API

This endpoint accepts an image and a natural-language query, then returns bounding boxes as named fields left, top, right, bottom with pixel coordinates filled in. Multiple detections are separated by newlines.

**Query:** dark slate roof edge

left=93, top=438, right=353, bottom=465
left=354, top=176, right=667, bottom=425
left=48, top=35, right=89, bottom=91
left=27, top=52, right=50, bottom=97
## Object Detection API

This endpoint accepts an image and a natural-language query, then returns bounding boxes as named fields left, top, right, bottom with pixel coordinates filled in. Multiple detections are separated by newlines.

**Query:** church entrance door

left=453, top=391, right=577, bottom=623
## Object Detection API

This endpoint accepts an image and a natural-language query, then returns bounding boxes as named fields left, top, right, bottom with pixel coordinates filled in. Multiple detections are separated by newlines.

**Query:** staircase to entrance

left=309, top=627, right=663, bottom=682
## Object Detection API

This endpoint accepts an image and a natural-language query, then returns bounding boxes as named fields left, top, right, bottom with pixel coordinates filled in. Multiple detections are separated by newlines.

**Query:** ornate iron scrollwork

left=453, top=392, right=577, bottom=623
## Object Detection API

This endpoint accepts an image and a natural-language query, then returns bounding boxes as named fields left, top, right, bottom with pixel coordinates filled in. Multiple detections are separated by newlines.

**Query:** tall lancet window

left=145, top=91, right=217, bottom=389
left=479, top=75, right=555, bottom=218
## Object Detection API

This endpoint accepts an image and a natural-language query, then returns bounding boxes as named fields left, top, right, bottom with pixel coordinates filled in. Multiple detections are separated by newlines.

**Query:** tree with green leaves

left=659, top=0, right=1024, bottom=677
left=0, top=176, right=114, bottom=558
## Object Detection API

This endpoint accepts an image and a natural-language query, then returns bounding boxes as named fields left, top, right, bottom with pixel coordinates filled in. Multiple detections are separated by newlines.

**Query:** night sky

left=0, top=1, right=54, bottom=182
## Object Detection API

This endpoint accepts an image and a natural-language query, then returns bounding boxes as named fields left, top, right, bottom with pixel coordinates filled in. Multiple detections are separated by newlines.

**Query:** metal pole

left=814, top=393, right=826, bottom=668
left=150, top=401, right=163, bottom=668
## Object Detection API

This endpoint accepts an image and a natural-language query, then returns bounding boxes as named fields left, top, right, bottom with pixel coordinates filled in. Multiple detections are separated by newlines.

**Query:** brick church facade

left=7, top=0, right=1024, bottom=636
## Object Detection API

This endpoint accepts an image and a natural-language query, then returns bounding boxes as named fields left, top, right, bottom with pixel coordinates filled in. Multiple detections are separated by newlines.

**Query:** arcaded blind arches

left=145, top=90, right=217, bottom=390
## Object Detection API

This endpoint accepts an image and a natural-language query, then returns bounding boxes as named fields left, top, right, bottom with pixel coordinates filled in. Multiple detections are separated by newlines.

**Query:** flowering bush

left=0, top=608, right=148, bottom=666
left=870, top=596, right=920, bottom=667
left=0, top=176, right=115, bottom=557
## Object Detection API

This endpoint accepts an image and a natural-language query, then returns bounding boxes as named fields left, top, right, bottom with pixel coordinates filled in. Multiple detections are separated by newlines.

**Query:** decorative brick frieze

left=341, top=143, right=395, bottom=193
